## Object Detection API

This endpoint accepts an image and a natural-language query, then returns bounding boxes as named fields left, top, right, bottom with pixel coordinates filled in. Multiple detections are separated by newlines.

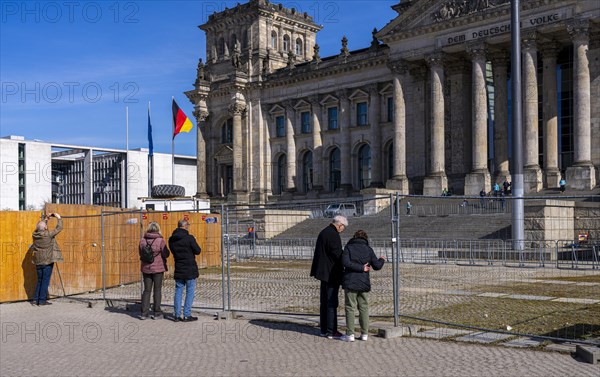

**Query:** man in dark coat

left=310, top=215, right=348, bottom=338
left=168, top=219, right=201, bottom=322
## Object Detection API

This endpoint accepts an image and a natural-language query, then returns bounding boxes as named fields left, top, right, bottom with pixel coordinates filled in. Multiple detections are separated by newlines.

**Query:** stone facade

left=186, top=0, right=600, bottom=204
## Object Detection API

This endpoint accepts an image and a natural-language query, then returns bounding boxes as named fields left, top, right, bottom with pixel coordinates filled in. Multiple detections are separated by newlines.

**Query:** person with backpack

left=341, top=230, right=385, bottom=342
left=169, top=219, right=201, bottom=322
left=139, top=222, right=170, bottom=320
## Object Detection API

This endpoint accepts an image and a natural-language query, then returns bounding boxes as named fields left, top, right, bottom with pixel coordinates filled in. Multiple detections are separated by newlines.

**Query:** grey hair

left=35, top=220, right=47, bottom=232
left=178, top=219, right=189, bottom=228
left=332, top=215, right=348, bottom=227
left=146, top=221, right=161, bottom=235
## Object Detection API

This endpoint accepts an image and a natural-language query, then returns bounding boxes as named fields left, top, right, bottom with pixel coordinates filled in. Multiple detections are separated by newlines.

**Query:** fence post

left=101, top=210, right=106, bottom=303
left=220, top=204, right=226, bottom=312
left=139, top=209, right=144, bottom=299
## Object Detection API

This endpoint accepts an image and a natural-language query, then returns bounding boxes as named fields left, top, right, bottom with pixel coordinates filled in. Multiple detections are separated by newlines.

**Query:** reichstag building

left=185, top=0, right=599, bottom=204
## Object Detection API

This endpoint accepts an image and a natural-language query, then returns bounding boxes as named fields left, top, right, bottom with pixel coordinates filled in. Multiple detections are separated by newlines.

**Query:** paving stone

left=505, top=294, right=555, bottom=301
left=414, top=328, right=473, bottom=339
left=545, top=342, right=578, bottom=353
left=552, top=297, right=600, bottom=304
left=456, top=331, right=514, bottom=344
left=501, top=337, right=545, bottom=348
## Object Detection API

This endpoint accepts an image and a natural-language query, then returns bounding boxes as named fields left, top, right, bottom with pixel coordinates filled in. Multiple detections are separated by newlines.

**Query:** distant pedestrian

left=31, top=213, right=64, bottom=306
left=503, top=180, right=511, bottom=195
left=559, top=178, right=566, bottom=193
left=310, top=215, right=348, bottom=339
left=139, top=222, right=170, bottom=320
left=479, top=188, right=487, bottom=207
left=341, top=230, right=385, bottom=342
left=406, top=201, right=412, bottom=215
left=493, top=182, right=500, bottom=196
left=169, top=219, right=201, bottom=322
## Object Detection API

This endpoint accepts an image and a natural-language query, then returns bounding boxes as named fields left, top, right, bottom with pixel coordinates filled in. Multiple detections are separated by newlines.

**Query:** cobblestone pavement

left=1, top=301, right=599, bottom=377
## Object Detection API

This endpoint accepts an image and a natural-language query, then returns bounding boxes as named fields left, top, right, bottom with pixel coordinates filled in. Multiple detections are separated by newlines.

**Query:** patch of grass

left=408, top=297, right=600, bottom=341
left=472, top=282, right=599, bottom=299
left=535, top=275, right=600, bottom=283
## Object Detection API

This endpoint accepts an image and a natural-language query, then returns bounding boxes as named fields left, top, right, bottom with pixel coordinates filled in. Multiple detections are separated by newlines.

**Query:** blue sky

left=1, top=0, right=398, bottom=156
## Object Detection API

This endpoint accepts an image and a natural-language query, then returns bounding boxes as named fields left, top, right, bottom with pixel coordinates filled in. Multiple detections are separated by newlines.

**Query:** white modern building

left=0, top=135, right=197, bottom=210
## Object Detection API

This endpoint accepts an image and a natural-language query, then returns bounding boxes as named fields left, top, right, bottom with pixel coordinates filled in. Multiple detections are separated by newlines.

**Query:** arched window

left=221, top=119, right=233, bottom=143
left=295, top=38, right=303, bottom=57
left=358, top=144, right=372, bottom=189
left=218, top=37, right=225, bottom=55
left=242, top=30, right=248, bottom=49
left=283, top=35, right=290, bottom=52
left=329, top=148, right=341, bottom=192
left=277, top=154, right=287, bottom=194
left=271, top=31, right=277, bottom=50
left=230, top=34, right=237, bottom=51
left=302, top=151, right=313, bottom=193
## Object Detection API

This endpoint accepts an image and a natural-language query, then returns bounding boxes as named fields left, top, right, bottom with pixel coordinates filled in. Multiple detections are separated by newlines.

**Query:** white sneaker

left=359, top=334, right=368, bottom=341
left=341, top=334, right=355, bottom=342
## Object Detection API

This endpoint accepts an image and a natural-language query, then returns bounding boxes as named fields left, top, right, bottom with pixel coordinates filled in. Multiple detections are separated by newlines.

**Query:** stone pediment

left=378, top=0, right=511, bottom=38
left=268, top=104, right=285, bottom=114
left=214, top=144, right=233, bottom=164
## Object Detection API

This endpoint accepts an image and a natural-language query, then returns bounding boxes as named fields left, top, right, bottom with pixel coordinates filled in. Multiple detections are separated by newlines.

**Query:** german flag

left=172, top=99, right=193, bottom=138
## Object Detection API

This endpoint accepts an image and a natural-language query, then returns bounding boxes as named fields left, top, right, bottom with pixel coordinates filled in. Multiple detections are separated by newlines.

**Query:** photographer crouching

left=31, top=213, right=63, bottom=306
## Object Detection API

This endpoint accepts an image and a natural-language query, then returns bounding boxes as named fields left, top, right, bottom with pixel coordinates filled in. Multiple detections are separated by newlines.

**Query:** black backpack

left=140, top=238, right=156, bottom=263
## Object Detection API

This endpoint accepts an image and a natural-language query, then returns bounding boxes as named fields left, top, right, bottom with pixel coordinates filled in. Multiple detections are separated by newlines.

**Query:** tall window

left=388, top=142, right=394, bottom=180
left=295, top=38, right=303, bottom=56
left=276, top=116, right=285, bottom=137
left=329, top=148, right=341, bottom=192
left=283, top=35, right=290, bottom=52
left=357, top=102, right=368, bottom=126
left=301, top=111, right=311, bottom=133
left=218, top=37, right=225, bottom=55
left=358, top=144, right=372, bottom=189
left=221, top=118, right=233, bottom=143
left=387, top=97, right=394, bottom=122
left=271, top=31, right=277, bottom=50
left=230, top=34, right=237, bottom=51
left=277, top=154, right=287, bottom=194
left=327, top=107, right=338, bottom=130
left=302, top=151, right=313, bottom=193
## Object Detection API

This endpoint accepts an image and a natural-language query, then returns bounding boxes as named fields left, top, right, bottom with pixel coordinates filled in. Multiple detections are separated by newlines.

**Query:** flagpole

left=172, top=97, right=175, bottom=185
left=148, top=101, right=153, bottom=196
left=125, top=106, right=129, bottom=208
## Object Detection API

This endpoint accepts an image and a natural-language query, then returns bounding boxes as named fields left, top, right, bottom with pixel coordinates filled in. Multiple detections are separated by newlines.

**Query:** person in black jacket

left=168, top=219, right=201, bottom=322
left=341, top=230, right=385, bottom=342
left=310, top=215, right=348, bottom=338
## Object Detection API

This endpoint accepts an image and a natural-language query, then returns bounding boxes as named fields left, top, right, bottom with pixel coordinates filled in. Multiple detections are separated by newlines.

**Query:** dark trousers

left=34, top=263, right=54, bottom=304
left=319, top=280, right=340, bottom=334
left=141, top=272, right=164, bottom=316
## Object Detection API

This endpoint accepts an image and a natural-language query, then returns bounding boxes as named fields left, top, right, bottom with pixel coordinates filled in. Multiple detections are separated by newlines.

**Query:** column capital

left=522, top=30, right=537, bottom=51
left=425, top=52, right=444, bottom=68
left=568, top=19, right=589, bottom=42
left=466, top=41, right=486, bottom=61
left=228, top=102, right=246, bottom=116
left=387, top=59, right=409, bottom=75
left=193, top=109, right=209, bottom=122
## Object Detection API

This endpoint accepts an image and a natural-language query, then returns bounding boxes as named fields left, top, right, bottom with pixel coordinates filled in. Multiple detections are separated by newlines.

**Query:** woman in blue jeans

left=31, top=213, right=64, bottom=306
left=168, top=219, right=202, bottom=322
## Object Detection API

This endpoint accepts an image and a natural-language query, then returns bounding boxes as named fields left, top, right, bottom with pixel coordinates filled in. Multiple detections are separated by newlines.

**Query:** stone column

left=522, top=32, right=543, bottom=192
left=464, top=43, right=491, bottom=195
left=423, top=54, right=447, bottom=196
left=193, top=108, right=209, bottom=197
left=447, top=58, right=472, bottom=190
left=229, top=102, right=246, bottom=194
left=541, top=41, right=561, bottom=188
left=284, top=103, right=297, bottom=193
left=368, top=83, right=383, bottom=188
left=490, top=49, right=510, bottom=185
left=338, top=89, right=352, bottom=192
left=386, top=60, right=409, bottom=193
left=309, top=95, right=323, bottom=191
left=566, top=20, right=596, bottom=189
